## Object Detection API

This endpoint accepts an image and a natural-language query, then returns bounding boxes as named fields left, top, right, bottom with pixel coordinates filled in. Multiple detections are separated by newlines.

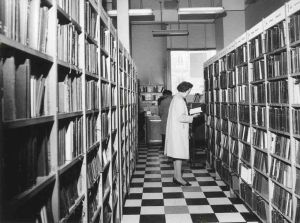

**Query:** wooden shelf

left=85, top=32, right=98, bottom=46
left=86, top=71, right=99, bottom=80
left=100, top=76, right=110, bottom=83
left=270, top=153, right=291, bottom=165
left=4, top=115, right=55, bottom=129
left=9, top=174, right=56, bottom=208
left=266, top=46, right=286, bottom=55
left=267, top=75, right=288, bottom=81
left=60, top=194, right=85, bottom=223
left=0, top=34, right=54, bottom=62
left=87, top=141, right=100, bottom=155
left=250, top=79, right=265, bottom=85
left=59, top=154, right=84, bottom=175
left=57, top=59, right=82, bottom=74
left=252, top=124, right=267, bottom=131
left=268, top=128, right=290, bottom=137
left=58, top=111, right=83, bottom=120
left=57, top=6, right=82, bottom=33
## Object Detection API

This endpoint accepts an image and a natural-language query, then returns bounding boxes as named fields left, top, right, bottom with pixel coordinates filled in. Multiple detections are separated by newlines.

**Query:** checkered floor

left=121, top=147, right=261, bottom=223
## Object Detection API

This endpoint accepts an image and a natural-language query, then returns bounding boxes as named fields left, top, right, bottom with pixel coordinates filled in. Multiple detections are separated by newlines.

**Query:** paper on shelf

left=189, top=107, right=202, bottom=115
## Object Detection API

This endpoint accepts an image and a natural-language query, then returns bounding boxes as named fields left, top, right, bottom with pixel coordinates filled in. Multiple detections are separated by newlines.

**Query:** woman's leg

left=173, top=159, right=186, bottom=184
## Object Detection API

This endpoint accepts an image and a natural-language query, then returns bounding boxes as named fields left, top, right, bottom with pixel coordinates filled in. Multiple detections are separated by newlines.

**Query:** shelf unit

left=139, top=84, right=164, bottom=115
left=0, top=1, right=138, bottom=222
left=204, top=1, right=300, bottom=222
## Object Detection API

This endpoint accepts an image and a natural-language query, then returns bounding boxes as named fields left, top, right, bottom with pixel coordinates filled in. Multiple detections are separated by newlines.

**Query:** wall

left=131, top=24, right=167, bottom=85
left=245, top=0, right=287, bottom=29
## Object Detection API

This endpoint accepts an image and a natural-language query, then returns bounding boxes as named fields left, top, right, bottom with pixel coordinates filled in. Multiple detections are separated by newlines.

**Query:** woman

left=164, top=81, right=199, bottom=186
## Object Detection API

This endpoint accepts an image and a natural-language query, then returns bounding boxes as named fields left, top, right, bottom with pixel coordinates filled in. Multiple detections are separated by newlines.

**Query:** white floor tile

left=183, top=192, right=205, bottom=198
left=165, top=214, right=193, bottom=223
left=142, top=193, right=164, bottom=199
left=196, top=177, right=215, bottom=181
left=162, top=177, right=173, bottom=182
left=164, top=198, right=187, bottom=206
left=145, top=174, right=161, bottom=178
left=200, top=186, right=222, bottom=192
left=129, top=188, right=143, bottom=194
left=140, top=206, right=165, bottom=214
left=207, top=198, right=232, bottom=205
left=188, top=205, right=214, bottom=214
left=215, top=213, right=245, bottom=222
left=234, top=204, right=249, bottom=212
left=163, top=187, right=182, bottom=193
left=124, top=199, right=142, bottom=207
left=121, top=215, right=140, bottom=223
left=131, top=178, right=144, bottom=183
left=143, top=182, right=163, bottom=187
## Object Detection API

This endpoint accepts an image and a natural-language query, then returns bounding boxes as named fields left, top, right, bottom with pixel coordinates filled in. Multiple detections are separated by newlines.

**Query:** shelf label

left=287, top=0, right=300, bottom=16
left=235, top=33, right=247, bottom=48
left=247, top=21, right=263, bottom=40
left=263, top=6, right=285, bottom=30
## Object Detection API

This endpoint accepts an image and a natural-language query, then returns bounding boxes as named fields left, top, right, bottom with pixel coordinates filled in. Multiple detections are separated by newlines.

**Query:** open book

left=189, top=107, right=202, bottom=115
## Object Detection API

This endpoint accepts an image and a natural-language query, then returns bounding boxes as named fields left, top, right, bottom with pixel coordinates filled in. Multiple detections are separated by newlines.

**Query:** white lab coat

left=164, top=93, right=193, bottom=159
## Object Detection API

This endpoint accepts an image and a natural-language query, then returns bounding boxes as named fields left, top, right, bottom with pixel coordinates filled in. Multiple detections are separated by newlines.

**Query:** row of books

left=252, top=129, right=267, bottom=149
left=101, top=83, right=110, bottom=108
left=239, top=105, right=250, bottom=123
left=267, top=52, right=287, bottom=78
left=58, top=75, right=82, bottom=113
left=100, top=25, right=110, bottom=52
left=228, top=71, right=236, bottom=87
left=86, top=114, right=98, bottom=148
left=241, top=182, right=252, bottom=207
left=292, top=78, right=300, bottom=104
left=272, top=183, right=293, bottom=218
left=58, top=0, right=80, bottom=23
left=254, top=150, right=268, bottom=174
left=236, top=44, right=247, bottom=65
left=85, top=1, right=98, bottom=39
left=0, top=0, right=50, bottom=52
left=5, top=126, right=51, bottom=197
left=250, top=36, right=265, bottom=60
left=251, top=84, right=266, bottom=103
left=101, top=112, right=109, bottom=139
left=241, top=144, right=251, bottom=163
left=57, top=24, right=79, bottom=67
left=221, top=89, right=227, bottom=102
left=239, top=125, right=250, bottom=143
left=253, top=193, right=269, bottom=222
left=252, top=106, right=266, bottom=127
left=86, top=80, right=99, bottom=110
left=228, top=105, right=237, bottom=122
left=252, top=60, right=265, bottom=81
left=58, top=117, right=83, bottom=166
left=85, top=41, right=98, bottom=74
left=101, top=54, right=109, bottom=79
left=253, top=171, right=269, bottom=199
left=269, top=107, right=289, bottom=132
left=265, top=22, right=286, bottom=53
left=228, top=88, right=237, bottom=102
left=226, top=52, right=236, bottom=70
left=237, top=66, right=248, bottom=85
left=270, top=133, right=290, bottom=160
left=293, top=109, right=300, bottom=135
left=88, top=193, right=100, bottom=222
left=240, top=165, right=252, bottom=187
left=290, top=46, right=300, bottom=74
left=220, top=72, right=227, bottom=89
left=289, top=12, right=300, bottom=44
left=230, top=155, right=239, bottom=174
left=267, top=80, right=289, bottom=104
left=272, top=209, right=289, bottom=223
left=296, top=139, right=300, bottom=165
left=60, top=174, right=83, bottom=220
left=221, top=104, right=228, bottom=119
left=270, top=158, right=292, bottom=188
left=238, top=85, right=249, bottom=103
left=295, top=169, right=300, bottom=196
left=2, top=57, right=48, bottom=120
left=230, top=139, right=238, bottom=155
left=87, top=153, right=101, bottom=190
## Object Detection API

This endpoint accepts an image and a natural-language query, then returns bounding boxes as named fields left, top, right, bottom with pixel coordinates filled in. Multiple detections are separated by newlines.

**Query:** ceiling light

left=152, top=29, right=189, bottom=37
left=108, top=9, right=154, bottom=17
left=178, top=7, right=225, bottom=20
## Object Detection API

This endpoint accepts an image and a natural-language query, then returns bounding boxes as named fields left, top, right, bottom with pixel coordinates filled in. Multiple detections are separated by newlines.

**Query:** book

left=189, top=106, right=202, bottom=115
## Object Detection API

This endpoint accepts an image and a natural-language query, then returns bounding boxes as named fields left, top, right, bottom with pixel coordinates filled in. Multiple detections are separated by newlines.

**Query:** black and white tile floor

left=121, top=147, right=261, bottom=223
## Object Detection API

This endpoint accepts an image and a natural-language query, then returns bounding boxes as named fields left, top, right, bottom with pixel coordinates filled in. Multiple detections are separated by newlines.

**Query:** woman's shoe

left=173, top=178, right=191, bottom=186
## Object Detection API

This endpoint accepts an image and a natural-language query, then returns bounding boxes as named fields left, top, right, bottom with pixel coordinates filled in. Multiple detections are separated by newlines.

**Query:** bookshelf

left=204, top=1, right=300, bottom=222
left=0, top=1, right=138, bottom=223
left=139, top=84, right=164, bottom=115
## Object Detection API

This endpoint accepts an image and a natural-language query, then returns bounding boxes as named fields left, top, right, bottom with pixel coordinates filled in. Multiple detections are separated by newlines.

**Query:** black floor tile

left=163, top=192, right=184, bottom=199
left=198, top=181, right=218, bottom=186
left=130, top=183, right=144, bottom=188
left=162, top=182, right=177, bottom=187
left=145, top=170, right=161, bottom=174
left=132, top=174, right=145, bottom=178
left=203, top=192, right=226, bottom=198
left=241, top=212, right=261, bottom=221
left=140, top=215, right=166, bottom=223
left=229, top=198, right=244, bottom=204
left=123, top=207, right=141, bottom=215
left=191, top=214, right=218, bottom=223
left=185, top=198, right=209, bottom=205
left=141, top=199, right=164, bottom=206
left=211, top=205, right=238, bottom=213
left=144, top=178, right=162, bottom=182
left=194, top=173, right=211, bottom=177
left=143, top=187, right=163, bottom=193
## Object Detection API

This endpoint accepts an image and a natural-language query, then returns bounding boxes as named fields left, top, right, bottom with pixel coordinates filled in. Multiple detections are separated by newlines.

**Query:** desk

left=146, top=115, right=162, bottom=145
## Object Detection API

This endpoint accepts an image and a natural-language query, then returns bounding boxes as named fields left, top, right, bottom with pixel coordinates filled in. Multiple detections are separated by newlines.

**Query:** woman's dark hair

left=162, top=89, right=172, bottom=96
left=177, top=81, right=193, bottom=92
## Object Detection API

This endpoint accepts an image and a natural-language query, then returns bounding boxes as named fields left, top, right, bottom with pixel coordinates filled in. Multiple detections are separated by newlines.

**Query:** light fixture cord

left=159, top=1, right=163, bottom=30
left=177, top=0, right=180, bottom=30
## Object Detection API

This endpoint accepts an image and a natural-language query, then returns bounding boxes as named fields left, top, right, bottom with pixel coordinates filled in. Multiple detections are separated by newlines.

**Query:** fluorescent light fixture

left=178, top=7, right=225, bottom=20
left=152, top=29, right=189, bottom=37
left=108, top=9, right=153, bottom=17
left=178, top=7, right=225, bottom=15
left=108, top=9, right=154, bottom=21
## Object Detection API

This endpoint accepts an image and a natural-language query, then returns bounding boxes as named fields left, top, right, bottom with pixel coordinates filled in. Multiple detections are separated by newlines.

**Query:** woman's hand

left=191, top=113, right=200, bottom=118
